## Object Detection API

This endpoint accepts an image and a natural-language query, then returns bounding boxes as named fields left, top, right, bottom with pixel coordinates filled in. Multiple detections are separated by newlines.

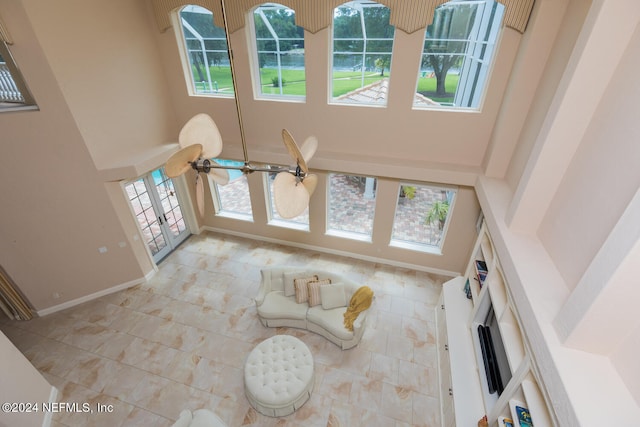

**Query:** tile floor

left=0, top=232, right=449, bottom=427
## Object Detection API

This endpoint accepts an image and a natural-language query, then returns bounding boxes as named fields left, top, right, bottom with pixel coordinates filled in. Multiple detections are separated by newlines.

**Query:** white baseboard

left=42, top=385, right=58, bottom=427
left=202, top=226, right=459, bottom=278
left=35, top=272, right=152, bottom=317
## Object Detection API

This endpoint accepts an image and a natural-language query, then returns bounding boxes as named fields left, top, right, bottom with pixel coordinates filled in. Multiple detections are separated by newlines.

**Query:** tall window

left=331, top=1, right=395, bottom=105
left=0, top=41, right=36, bottom=111
left=414, top=0, right=504, bottom=109
left=390, top=184, right=456, bottom=251
left=252, top=3, right=305, bottom=98
left=264, top=171, right=309, bottom=230
left=178, top=5, right=233, bottom=96
left=210, top=159, right=253, bottom=220
left=327, top=174, right=376, bottom=241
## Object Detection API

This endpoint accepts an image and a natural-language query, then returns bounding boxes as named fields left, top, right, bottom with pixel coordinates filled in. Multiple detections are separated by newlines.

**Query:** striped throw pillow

left=308, top=279, right=332, bottom=307
left=294, top=276, right=318, bottom=303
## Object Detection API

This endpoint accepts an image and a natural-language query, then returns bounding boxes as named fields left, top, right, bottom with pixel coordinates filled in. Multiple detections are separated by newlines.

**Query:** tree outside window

left=415, top=0, right=504, bottom=109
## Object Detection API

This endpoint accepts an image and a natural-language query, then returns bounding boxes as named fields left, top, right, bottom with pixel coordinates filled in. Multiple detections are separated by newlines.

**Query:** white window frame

left=174, top=5, right=234, bottom=98
left=325, top=173, right=377, bottom=242
left=389, top=183, right=457, bottom=254
left=329, top=1, right=395, bottom=106
left=208, top=159, right=254, bottom=221
left=413, top=0, right=504, bottom=111
left=248, top=3, right=306, bottom=102
left=263, top=171, right=310, bottom=231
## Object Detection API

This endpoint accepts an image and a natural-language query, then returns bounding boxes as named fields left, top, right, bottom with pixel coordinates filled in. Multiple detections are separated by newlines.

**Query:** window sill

left=0, top=104, right=39, bottom=113
left=267, top=219, right=309, bottom=232
left=326, top=229, right=372, bottom=243
left=215, top=211, right=254, bottom=222
left=389, top=239, right=442, bottom=255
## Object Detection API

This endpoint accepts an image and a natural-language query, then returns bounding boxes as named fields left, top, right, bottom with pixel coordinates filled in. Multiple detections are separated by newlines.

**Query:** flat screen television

left=477, top=304, right=512, bottom=395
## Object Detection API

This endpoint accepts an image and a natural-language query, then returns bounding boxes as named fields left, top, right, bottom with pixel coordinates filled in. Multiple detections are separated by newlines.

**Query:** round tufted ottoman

left=244, top=335, right=314, bottom=417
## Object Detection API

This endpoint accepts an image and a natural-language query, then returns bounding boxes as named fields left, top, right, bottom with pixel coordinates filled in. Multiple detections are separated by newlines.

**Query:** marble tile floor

left=0, top=232, right=450, bottom=427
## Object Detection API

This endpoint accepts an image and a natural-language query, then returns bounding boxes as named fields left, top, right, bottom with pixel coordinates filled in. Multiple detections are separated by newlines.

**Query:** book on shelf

left=498, top=416, right=514, bottom=427
left=464, top=278, right=472, bottom=299
left=509, top=400, right=534, bottom=427
left=474, top=260, right=488, bottom=288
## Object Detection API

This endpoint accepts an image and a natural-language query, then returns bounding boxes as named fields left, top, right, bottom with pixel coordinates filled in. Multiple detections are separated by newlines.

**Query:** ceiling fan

left=164, top=0, right=318, bottom=220
left=165, top=115, right=318, bottom=219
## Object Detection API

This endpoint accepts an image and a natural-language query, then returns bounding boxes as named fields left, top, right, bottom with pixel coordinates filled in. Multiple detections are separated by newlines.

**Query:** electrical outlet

left=118, top=241, right=127, bottom=248
left=52, top=292, right=61, bottom=299
left=98, top=246, right=107, bottom=253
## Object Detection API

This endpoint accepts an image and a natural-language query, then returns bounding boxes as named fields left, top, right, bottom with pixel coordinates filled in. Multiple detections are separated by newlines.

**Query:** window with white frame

left=0, top=41, right=36, bottom=111
left=414, top=0, right=504, bottom=109
left=390, top=184, right=456, bottom=251
left=210, top=159, right=253, bottom=220
left=331, top=1, right=395, bottom=105
left=327, top=173, right=376, bottom=241
left=264, top=171, right=309, bottom=230
left=251, top=3, right=305, bottom=98
left=177, top=5, right=234, bottom=96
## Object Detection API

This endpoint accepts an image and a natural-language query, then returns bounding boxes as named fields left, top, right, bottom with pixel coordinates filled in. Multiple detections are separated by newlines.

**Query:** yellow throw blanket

left=343, top=286, right=374, bottom=331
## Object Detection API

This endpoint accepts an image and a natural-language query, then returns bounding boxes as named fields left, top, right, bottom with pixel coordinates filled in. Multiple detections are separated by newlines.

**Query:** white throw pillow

left=271, top=274, right=284, bottom=292
left=320, top=283, right=347, bottom=309
left=283, top=271, right=297, bottom=297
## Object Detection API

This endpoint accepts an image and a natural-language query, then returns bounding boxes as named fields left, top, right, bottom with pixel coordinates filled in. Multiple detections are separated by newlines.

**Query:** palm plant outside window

left=331, top=1, right=395, bottom=105
left=179, top=5, right=234, bottom=96
left=415, top=0, right=504, bottom=109
left=252, top=4, right=305, bottom=97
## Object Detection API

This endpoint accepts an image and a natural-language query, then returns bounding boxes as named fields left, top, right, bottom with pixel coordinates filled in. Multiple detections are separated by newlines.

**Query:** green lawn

left=191, top=66, right=459, bottom=102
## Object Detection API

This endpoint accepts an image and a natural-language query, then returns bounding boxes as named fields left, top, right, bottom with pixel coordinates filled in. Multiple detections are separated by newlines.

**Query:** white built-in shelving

left=435, top=220, right=553, bottom=427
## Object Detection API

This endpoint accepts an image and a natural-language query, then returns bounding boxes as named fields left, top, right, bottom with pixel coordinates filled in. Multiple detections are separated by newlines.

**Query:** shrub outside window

left=178, top=5, right=234, bottom=96
left=210, top=159, right=253, bottom=220
left=331, top=1, right=395, bottom=105
left=252, top=3, right=305, bottom=98
left=390, top=184, right=456, bottom=251
left=414, top=0, right=504, bottom=109
left=327, top=174, right=376, bottom=241
left=264, top=171, right=309, bottom=230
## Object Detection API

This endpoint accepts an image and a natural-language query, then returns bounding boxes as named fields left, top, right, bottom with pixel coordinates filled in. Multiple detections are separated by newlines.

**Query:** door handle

left=163, top=213, right=168, bottom=222
left=158, top=216, right=163, bottom=225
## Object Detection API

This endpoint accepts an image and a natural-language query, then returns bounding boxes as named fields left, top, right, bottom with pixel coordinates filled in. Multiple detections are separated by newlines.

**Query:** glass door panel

left=151, top=168, right=189, bottom=246
left=125, top=167, right=190, bottom=263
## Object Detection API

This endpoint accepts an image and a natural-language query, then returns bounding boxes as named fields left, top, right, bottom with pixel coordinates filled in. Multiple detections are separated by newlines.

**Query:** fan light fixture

left=165, top=0, right=317, bottom=219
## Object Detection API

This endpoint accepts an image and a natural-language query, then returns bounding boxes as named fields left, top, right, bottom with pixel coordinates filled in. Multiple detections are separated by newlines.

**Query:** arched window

left=414, top=0, right=504, bottom=109
left=251, top=3, right=305, bottom=98
left=177, top=5, right=233, bottom=97
left=331, top=1, right=395, bottom=106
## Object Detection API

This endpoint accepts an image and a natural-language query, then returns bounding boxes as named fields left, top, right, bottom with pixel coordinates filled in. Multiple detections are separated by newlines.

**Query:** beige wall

left=0, top=0, right=161, bottom=311
left=19, top=0, right=180, bottom=170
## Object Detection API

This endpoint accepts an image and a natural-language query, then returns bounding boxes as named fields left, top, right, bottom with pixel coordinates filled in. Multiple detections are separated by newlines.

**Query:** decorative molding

left=152, top=0, right=535, bottom=35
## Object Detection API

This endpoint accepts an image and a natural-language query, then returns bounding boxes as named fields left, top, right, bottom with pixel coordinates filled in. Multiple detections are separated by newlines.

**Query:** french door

left=125, top=167, right=190, bottom=262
